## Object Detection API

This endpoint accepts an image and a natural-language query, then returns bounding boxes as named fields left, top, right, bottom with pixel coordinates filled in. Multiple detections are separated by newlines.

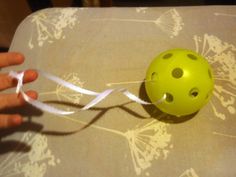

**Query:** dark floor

left=112, top=0, right=236, bottom=6
left=27, top=0, right=236, bottom=10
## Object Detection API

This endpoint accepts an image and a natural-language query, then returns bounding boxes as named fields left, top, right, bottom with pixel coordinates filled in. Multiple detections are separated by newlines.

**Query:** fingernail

left=16, top=53, right=24, bottom=63
left=26, top=91, right=38, bottom=100
left=12, top=116, right=22, bottom=125
left=30, top=70, right=38, bottom=80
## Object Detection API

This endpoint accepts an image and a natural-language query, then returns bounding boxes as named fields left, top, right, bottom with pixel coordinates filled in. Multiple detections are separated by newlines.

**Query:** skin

left=0, top=52, right=38, bottom=129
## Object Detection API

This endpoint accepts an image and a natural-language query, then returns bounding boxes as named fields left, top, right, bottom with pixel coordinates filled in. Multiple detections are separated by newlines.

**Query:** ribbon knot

left=9, top=71, right=24, bottom=94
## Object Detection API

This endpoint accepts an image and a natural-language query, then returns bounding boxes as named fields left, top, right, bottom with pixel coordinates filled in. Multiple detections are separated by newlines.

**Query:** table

left=1, top=6, right=236, bottom=177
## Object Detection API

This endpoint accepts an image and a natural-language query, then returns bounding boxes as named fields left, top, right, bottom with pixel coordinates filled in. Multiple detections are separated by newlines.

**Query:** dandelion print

left=60, top=115, right=172, bottom=176
left=136, top=8, right=148, bottom=14
left=40, top=73, right=84, bottom=105
left=92, top=8, right=184, bottom=38
left=28, top=8, right=78, bottom=49
left=0, top=132, right=60, bottom=177
left=214, top=12, right=236, bottom=17
left=179, top=168, right=199, bottom=177
left=194, top=34, right=236, bottom=120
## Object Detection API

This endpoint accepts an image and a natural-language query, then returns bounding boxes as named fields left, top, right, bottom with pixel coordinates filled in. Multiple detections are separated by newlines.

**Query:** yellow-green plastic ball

left=145, top=49, right=214, bottom=117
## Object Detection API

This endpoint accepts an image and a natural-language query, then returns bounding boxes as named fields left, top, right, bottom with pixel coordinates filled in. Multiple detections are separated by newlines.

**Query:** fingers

left=0, top=70, right=38, bottom=91
left=0, top=52, right=36, bottom=129
left=0, top=114, right=22, bottom=129
left=0, top=52, right=24, bottom=68
left=0, top=91, right=38, bottom=129
left=0, top=90, right=38, bottom=110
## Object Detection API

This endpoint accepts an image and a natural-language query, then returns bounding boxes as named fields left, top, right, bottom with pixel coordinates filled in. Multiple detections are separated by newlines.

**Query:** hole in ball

left=165, top=93, right=174, bottom=103
left=187, top=54, right=198, bottom=60
left=151, top=72, right=158, bottom=81
left=163, top=53, right=173, bottom=59
left=172, top=68, right=183, bottom=78
left=189, top=88, right=199, bottom=98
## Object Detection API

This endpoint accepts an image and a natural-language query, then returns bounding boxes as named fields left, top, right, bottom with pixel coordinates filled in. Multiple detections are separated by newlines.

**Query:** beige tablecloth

left=1, top=6, right=236, bottom=177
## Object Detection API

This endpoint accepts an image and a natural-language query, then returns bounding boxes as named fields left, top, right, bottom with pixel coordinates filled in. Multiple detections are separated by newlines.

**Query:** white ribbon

left=9, top=71, right=74, bottom=115
left=9, top=70, right=165, bottom=115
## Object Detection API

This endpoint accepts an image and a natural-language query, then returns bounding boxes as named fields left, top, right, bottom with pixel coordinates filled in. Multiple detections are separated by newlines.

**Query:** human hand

left=0, top=52, right=38, bottom=129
